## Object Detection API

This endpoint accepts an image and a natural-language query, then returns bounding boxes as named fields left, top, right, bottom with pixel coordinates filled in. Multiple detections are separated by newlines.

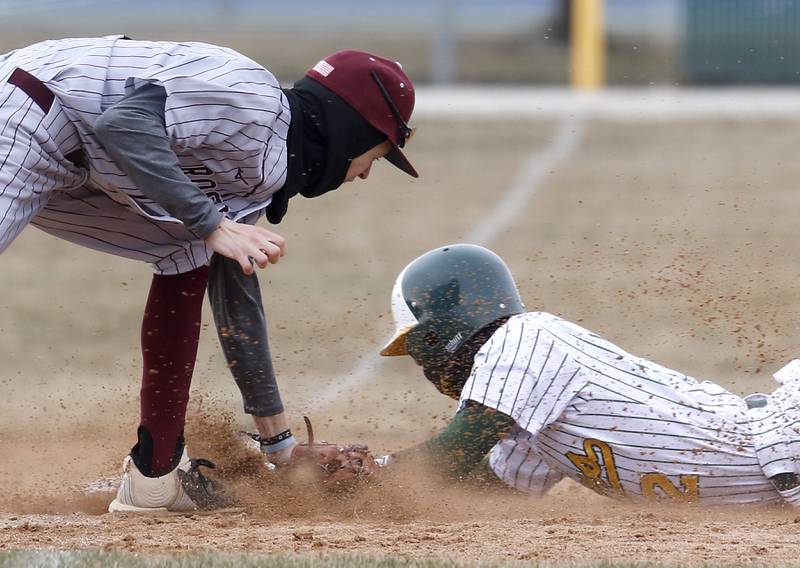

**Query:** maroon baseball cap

left=306, top=50, right=418, bottom=178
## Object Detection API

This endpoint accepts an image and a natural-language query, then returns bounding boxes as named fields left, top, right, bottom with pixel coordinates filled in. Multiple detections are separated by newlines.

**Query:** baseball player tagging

left=1, top=36, right=419, bottom=513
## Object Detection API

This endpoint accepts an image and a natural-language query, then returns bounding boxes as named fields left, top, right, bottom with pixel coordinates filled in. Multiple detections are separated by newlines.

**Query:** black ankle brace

left=130, top=426, right=186, bottom=477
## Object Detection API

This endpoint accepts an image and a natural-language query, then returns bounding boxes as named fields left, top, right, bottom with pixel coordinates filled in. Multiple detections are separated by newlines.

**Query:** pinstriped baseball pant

left=0, top=77, right=214, bottom=276
left=32, top=184, right=215, bottom=275
left=0, top=83, right=86, bottom=253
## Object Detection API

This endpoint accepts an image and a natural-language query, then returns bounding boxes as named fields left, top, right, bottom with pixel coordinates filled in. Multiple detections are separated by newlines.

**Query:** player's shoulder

left=493, top=312, right=611, bottom=360
left=37, top=35, right=122, bottom=47
left=503, top=311, right=572, bottom=336
left=128, top=39, right=264, bottom=67
left=475, top=312, right=557, bottom=345
left=171, top=40, right=257, bottom=62
left=10, top=36, right=123, bottom=59
left=125, top=40, right=282, bottom=97
left=474, top=311, right=561, bottom=358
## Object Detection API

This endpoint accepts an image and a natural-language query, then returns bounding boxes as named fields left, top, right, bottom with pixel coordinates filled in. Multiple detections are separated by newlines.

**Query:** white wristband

left=374, top=454, right=393, bottom=468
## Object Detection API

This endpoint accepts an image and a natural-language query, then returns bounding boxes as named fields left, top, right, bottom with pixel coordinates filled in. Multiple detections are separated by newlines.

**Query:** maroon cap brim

left=385, top=147, right=419, bottom=178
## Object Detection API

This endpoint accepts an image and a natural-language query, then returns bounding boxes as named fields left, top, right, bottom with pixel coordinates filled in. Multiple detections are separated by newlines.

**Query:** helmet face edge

left=380, top=265, right=417, bottom=356
left=386, top=244, right=524, bottom=370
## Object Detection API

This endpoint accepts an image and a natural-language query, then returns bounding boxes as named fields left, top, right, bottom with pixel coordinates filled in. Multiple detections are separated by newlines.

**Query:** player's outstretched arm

left=208, top=253, right=285, bottom=414
left=389, top=401, right=515, bottom=481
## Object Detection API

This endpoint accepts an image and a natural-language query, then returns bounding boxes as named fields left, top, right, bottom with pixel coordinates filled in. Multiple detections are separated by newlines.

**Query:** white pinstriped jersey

left=0, top=36, right=291, bottom=272
left=2, top=35, right=289, bottom=224
left=462, top=312, right=794, bottom=506
left=745, top=362, right=800, bottom=505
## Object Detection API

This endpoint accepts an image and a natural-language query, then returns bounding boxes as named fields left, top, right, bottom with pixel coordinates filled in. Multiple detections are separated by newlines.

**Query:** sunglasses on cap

left=370, top=70, right=416, bottom=149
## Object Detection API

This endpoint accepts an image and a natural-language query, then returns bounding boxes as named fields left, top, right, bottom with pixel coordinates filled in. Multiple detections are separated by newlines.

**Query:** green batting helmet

left=380, top=244, right=525, bottom=369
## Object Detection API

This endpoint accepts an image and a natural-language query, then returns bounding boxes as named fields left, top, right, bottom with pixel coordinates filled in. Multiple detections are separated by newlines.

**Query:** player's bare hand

left=205, top=218, right=286, bottom=274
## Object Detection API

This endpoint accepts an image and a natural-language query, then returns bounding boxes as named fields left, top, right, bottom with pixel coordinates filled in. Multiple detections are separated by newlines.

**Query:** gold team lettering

left=566, top=438, right=699, bottom=502
left=566, top=439, right=624, bottom=496
left=640, top=473, right=699, bottom=502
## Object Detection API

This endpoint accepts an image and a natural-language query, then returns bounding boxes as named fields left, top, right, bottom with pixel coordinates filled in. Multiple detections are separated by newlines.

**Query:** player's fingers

left=274, top=235, right=286, bottom=257
left=249, top=249, right=270, bottom=269
left=237, top=253, right=254, bottom=275
left=259, top=241, right=282, bottom=264
left=256, top=227, right=286, bottom=257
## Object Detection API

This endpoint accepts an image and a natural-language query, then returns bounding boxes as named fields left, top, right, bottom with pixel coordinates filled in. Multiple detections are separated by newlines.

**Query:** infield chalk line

left=465, top=114, right=585, bottom=245
left=307, top=114, right=586, bottom=411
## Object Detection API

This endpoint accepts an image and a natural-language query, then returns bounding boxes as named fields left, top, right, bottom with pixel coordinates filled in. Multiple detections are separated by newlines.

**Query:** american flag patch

left=312, top=60, right=335, bottom=77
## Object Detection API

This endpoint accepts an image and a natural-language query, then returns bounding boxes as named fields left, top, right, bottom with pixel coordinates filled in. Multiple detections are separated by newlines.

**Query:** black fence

left=684, top=0, right=800, bottom=84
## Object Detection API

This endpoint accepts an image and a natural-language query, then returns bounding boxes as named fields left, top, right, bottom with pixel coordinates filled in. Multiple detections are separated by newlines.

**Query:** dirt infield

left=3, top=413, right=800, bottom=565
left=3, top=117, right=800, bottom=565
left=3, top=497, right=800, bottom=565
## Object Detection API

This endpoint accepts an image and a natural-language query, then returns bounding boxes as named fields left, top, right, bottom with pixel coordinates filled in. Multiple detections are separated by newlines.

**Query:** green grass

left=0, top=550, right=773, bottom=568
left=2, top=551, right=496, bottom=568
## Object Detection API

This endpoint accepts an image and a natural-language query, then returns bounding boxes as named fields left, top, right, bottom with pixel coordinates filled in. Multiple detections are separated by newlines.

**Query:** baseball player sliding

left=0, top=36, right=417, bottom=513
left=379, top=244, right=800, bottom=507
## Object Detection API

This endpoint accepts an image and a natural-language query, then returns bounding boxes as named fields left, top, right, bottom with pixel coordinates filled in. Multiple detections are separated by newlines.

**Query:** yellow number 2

left=640, top=473, right=699, bottom=502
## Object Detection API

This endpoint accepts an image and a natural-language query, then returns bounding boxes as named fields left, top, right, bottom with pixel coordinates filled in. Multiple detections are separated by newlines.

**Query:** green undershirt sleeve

left=393, top=401, right=516, bottom=480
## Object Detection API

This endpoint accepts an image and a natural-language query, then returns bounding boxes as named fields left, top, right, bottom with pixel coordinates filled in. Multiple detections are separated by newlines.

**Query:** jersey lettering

left=181, top=165, right=217, bottom=191
left=566, top=439, right=624, bottom=497
left=480, top=313, right=777, bottom=507
left=640, top=473, right=699, bottom=502
left=181, top=166, right=213, bottom=176
left=195, top=179, right=217, bottom=190
left=207, top=192, right=230, bottom=214
left=567, top=438, right=701, bottom=503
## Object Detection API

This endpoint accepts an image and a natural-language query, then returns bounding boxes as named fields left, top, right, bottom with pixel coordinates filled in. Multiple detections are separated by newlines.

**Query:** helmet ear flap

left=405, top=316, right=465, bottom=370
left=423, top=330, right=440, bottom=347
left=405, top=322, right=432, bottom=368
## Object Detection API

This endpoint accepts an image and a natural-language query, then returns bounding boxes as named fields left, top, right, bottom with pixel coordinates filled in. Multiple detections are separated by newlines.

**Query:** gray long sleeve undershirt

left=208, top=254, right=284, bottom=416
left=94, top=83, right=224, bottom=238
left=94, top=82, right=284, bottom=416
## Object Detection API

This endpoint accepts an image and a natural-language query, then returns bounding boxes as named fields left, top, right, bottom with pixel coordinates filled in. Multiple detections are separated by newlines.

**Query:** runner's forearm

left=392, top=401, right=515, bottom=479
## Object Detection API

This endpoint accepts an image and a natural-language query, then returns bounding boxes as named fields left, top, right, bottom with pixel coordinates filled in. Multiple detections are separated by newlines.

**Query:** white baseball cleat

left=108, top=448, right=234, bottom=514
